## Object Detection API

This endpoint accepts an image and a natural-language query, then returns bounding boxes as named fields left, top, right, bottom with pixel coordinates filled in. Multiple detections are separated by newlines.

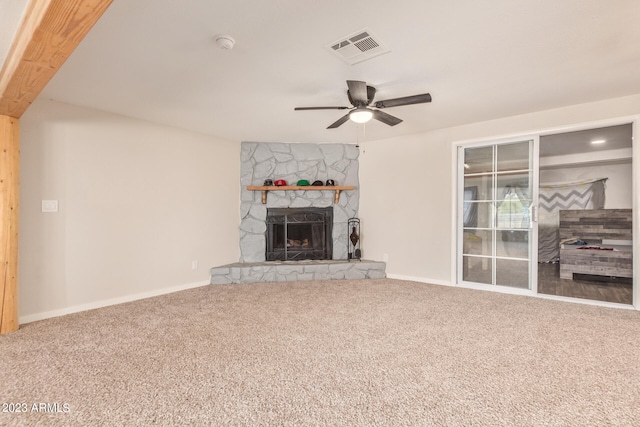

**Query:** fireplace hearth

left=266, top=207, right=333, bottom=261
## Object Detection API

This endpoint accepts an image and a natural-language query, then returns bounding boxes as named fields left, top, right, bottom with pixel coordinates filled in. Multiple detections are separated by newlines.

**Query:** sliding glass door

left=458, top=138, right=538, bottom=290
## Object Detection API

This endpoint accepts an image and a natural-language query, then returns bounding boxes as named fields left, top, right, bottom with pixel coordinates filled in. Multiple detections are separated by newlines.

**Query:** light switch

left=42, top=200, right=59, bottom=213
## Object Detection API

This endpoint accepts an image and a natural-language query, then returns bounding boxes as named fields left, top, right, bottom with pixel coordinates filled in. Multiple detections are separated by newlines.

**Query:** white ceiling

left=3, top=0, right=640, bottom=145
left=0, top=0, right=28, bottom=66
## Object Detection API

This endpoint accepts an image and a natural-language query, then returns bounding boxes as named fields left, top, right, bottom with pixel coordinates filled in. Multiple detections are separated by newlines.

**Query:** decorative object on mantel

left=297, top=179, right=310, bottom=186
left=348, top=218, right=361, bottom=261
left=275, top=179, right=287, bottom=186
left=263, top=179, right=274, bottom=186
left=312, top=180, right=324, bottom=186
left=326, top=179, right=335, bottom=186
left=246, top=185, right=355, bottom=204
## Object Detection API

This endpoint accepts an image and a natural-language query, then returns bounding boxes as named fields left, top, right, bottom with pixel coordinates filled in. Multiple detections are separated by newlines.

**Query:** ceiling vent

left=326, top=28, right=390, bottom=65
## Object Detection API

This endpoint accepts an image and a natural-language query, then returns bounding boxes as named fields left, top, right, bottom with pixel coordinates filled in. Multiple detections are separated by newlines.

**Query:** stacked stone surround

left=239, top=142, right=360, bottom=262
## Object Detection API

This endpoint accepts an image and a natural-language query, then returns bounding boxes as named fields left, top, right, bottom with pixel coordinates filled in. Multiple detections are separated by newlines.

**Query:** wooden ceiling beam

left=0, top=0, right=113, bottom=118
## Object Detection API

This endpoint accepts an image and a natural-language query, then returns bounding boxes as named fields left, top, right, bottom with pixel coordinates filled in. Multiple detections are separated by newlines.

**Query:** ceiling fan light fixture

left=349, top=107, right=373, bottom=123
left=295, top=80, right=430, bottom=128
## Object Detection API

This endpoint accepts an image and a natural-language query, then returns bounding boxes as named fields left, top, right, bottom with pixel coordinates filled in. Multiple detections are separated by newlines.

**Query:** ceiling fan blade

left=374, top=93, right=432, bottom=109
left=327, top=113, right=351, bottom=129
left=295, top=106, right=349, bottom=110
left=346, top=80, right=368, bottom=106
left=372, top=110, right=403, bottom=126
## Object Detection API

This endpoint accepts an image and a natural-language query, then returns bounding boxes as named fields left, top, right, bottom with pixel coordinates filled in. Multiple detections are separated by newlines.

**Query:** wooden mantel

left=247, top=185, right=355, bottom=204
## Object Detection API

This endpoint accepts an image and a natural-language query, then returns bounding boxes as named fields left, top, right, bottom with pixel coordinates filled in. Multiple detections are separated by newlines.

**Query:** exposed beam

left=0, top=0, right=113, bottom=118
left=0, top=0, right=112, bottom=334
left=0, top=116, right=19, bottom=334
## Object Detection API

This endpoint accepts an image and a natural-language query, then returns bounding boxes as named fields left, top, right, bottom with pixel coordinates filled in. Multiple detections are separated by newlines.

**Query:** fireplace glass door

left=266, top=208, right=333, bottom=261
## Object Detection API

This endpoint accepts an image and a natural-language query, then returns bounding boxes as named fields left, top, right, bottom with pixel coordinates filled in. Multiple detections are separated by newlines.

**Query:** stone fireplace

left=239, top=142, right=359, bottom=262
left=209, top=141, right=387, bottom=284
left=266, top=207, right=333, bottom=261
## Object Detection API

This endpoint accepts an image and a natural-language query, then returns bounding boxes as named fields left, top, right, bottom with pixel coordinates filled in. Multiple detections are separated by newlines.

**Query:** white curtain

left=538, top=178, right=607, bottom=262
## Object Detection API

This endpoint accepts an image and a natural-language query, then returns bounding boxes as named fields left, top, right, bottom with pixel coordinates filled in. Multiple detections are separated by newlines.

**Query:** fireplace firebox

left=266, top=207, right=333, bottom=261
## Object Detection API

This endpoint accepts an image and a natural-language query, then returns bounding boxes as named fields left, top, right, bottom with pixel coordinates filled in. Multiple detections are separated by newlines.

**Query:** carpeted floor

left=1, top=278, right=639, bottom=426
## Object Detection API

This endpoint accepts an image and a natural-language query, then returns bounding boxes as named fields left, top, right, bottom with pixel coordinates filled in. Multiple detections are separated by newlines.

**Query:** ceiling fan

left=294, top=80, right=432, bottom=129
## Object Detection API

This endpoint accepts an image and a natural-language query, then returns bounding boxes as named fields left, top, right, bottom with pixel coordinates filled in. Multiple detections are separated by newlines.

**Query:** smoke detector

left=215, top=35, right=235, bottom=50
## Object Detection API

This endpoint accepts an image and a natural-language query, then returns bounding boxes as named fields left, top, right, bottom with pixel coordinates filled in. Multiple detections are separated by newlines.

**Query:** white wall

left=358, top=127, right=455, bottom=284
left=360, top=94, right=640, bottom=284
left=19, top=99, right=240, bottom=322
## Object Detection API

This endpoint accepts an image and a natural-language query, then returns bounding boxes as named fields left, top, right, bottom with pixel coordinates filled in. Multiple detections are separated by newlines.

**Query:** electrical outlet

left=191, top=260, right=199, bottom=270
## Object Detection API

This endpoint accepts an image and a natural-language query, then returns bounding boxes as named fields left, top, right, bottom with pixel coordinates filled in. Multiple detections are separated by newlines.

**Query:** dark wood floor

left=537, top=263, right=632, bottom=304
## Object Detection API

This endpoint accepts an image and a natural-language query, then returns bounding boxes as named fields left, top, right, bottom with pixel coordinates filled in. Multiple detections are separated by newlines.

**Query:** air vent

left=326, top=28, right=390, bottom=65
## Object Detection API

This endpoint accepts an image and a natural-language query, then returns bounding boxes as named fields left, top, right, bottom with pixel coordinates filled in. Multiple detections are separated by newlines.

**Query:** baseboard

left=19, top=280, right=211, bottom=325
left=386, top=274, right=453, bottom=287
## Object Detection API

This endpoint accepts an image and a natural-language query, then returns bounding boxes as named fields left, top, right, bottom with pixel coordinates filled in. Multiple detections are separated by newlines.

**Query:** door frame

left=451, top=115, right=639, bottom=310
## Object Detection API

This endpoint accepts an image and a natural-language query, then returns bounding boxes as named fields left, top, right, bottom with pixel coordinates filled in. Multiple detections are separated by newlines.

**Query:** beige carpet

left=1, top=279, right=639, bottom=426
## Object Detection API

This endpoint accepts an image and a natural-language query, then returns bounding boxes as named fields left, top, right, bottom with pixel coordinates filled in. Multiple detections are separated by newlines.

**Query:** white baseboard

left=19, top=280, right=211, bottom=325
left=386, top=274, right=453, bottom=287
